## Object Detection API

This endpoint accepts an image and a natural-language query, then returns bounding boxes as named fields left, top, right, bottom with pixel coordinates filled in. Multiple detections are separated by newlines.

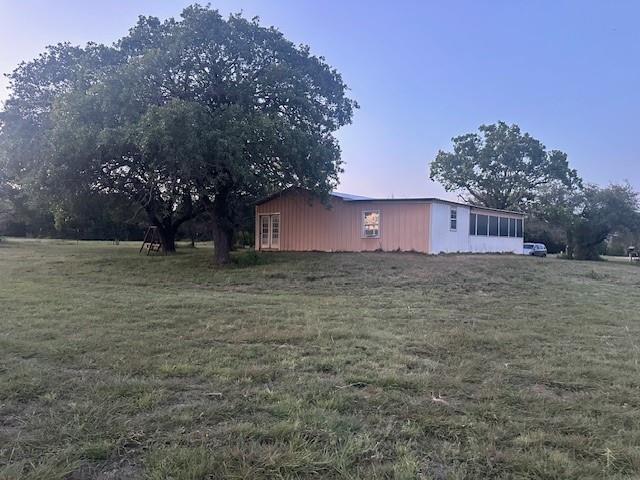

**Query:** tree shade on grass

left=2, top=239, right=640, bottom=478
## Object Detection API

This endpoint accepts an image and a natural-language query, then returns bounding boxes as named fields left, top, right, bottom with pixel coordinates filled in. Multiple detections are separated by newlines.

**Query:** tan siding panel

left=256, top=191, right=430, bottom=253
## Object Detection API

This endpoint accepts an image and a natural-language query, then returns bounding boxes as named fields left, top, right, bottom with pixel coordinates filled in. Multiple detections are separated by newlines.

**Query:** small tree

left=430, top=122, right=580, bottom=210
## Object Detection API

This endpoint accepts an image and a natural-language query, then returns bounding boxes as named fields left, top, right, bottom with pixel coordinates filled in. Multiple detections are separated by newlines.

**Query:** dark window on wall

left=476, top=215, right=488, bottom=235
left=489, top=216, right=498, bottom=236
left=469, top=213, right=477, bottom=235
left=499, top=217, right=509, bottom=237
left=450, top=207, right=457, bottom=231
left=509, top=218, right=516, bottom=237
left=516, top=218, right=523, bottom=238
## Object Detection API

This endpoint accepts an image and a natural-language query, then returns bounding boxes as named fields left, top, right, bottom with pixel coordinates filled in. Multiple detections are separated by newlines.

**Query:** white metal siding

left=428, top=202, right=524, bottom=254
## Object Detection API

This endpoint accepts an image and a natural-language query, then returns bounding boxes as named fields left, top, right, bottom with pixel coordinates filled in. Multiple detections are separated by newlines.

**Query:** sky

left=1, top=1, right=639, bottom=199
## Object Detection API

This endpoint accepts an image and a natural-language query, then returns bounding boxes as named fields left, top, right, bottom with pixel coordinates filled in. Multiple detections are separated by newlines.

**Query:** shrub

left=605, top=243, right=626, bottom=257
left=231, top=250, right=264, bottom=267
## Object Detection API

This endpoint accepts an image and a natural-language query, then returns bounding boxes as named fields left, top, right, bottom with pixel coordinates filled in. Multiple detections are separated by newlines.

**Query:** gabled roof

left=256, top=188, right=524, bottom=216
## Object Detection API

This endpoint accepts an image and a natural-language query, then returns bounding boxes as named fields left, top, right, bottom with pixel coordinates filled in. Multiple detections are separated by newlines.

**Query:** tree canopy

left=0, top=5, right=357, bottom=262
left=534, top=182, right=640, bottom=260
left=429, top=122, right=580, bottom=210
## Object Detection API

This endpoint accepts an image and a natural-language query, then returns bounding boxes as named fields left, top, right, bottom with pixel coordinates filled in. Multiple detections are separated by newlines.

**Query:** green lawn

left=1, top=239, right=639, bottom=479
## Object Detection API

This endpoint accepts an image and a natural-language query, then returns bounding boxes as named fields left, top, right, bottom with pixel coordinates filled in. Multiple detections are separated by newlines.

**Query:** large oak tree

left=430, top=122, right=580, bottom=210
left=0, top=5, right=357, bottom=263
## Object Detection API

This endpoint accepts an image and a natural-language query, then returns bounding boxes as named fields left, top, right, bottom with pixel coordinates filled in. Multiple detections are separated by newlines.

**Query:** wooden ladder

left=139, top=226, right=164, bottom=255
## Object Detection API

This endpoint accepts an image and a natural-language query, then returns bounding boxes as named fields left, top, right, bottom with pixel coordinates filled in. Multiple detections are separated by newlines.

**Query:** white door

left=259, top=214, right=280, bottom=250
left=270, top=214, right=280, bottom=249
left=260, top=215, right=271, bottom=249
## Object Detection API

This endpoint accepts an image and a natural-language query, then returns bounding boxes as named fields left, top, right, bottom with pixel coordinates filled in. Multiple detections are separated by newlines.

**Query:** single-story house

left=255, top=188, right=525, bottom=254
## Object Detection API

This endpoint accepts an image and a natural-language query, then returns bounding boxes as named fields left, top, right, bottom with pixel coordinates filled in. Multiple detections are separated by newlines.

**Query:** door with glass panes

left=259, top=214, right=280, bottom=250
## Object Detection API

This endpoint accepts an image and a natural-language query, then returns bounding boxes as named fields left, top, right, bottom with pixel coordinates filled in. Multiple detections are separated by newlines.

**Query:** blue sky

left=1, top=1, right=639, bottom=198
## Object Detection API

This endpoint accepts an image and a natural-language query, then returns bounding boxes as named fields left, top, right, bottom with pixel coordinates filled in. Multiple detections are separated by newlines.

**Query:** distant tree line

left=0, top=181, right=255, bottom=247
left=0, top=5, right=357, bottom=262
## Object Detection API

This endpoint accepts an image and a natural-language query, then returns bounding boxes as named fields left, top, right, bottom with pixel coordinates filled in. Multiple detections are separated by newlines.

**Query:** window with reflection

left=362, top=210, right=380, bottom=238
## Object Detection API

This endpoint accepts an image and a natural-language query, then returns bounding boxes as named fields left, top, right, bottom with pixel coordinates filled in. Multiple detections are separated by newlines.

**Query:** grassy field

left=1, top=239, right=640, bottom=479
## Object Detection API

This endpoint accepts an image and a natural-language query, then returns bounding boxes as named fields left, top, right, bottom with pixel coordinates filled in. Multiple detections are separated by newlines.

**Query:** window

left=271, top=214, right=280, bottom=246
left=260, top=214, right=280, bottom=249
left=476, top=214, right=488, bottom=235
left=450, top=207, right=457, bottom=231
left=470, top=213, right=523, bottom=238
left=260, top=215, right=270, bottom=248
left=362, top=210, right=380, bottom=238
left=489, top=216, right=499, bottom=236
left=499, top=217, right=509, bottom=237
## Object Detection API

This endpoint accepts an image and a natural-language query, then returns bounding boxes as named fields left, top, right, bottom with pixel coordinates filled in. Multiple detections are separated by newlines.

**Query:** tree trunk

left=211, top=191, right=234, bottom=265
left=574, top=243, right=601, bottom=261
left=566, top=230, right=574, bottom=259
left=212, top=222, right=233, bottom=264
left=156, top=223, right=177, bottom=253
left=189, top=221, right=196, bottom=248
left=571, top=224, right=609, bottom=261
